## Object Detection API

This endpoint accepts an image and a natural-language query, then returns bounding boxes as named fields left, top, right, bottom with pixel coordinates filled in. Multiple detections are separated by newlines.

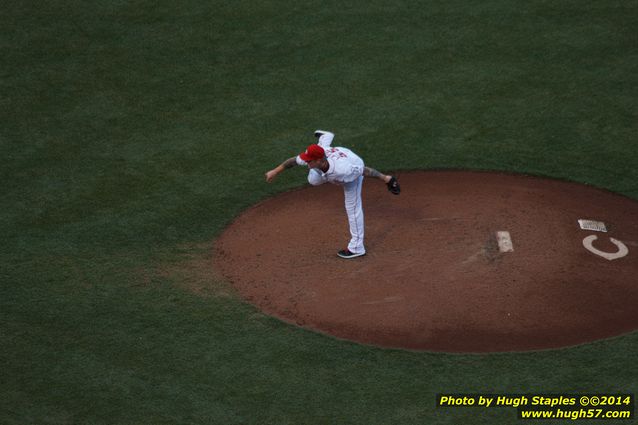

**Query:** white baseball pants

left=307, top=170, right=365, bottom=254
left=343, top=175, right=365, bottom=254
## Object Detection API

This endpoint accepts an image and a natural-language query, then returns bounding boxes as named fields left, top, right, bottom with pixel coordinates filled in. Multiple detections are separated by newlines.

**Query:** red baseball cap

left=299, top=144, right=325, bottom=162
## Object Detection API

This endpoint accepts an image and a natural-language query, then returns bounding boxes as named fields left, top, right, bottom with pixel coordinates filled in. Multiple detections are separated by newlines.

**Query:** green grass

left=2, top=0, right=637, bottom=423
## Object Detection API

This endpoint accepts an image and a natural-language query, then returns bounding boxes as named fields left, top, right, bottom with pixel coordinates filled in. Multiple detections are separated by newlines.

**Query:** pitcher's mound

left=215, top=171, right=638, bottom=352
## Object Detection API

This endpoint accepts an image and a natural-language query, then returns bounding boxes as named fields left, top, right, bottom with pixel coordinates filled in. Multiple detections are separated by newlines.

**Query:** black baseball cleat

left=387, top=176, right=400, bottom=195
left=337, top=249, right=366, bottom=259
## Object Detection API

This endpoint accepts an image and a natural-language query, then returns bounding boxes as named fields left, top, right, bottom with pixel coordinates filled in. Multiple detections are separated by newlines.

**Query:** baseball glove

left=387, top=176, right=401, bottom=195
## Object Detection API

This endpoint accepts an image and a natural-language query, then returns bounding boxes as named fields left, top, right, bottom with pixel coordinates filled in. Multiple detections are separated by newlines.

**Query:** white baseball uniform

left=296, top=131, right=366, bottom=255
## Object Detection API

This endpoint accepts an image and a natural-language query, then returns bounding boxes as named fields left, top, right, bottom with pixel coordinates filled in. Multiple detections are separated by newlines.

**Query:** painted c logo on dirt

left=582, top=235, right=629, bottom=261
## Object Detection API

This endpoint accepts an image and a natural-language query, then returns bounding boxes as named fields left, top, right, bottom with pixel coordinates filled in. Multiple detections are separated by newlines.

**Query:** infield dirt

left=215, top=171, right=638, bottom=352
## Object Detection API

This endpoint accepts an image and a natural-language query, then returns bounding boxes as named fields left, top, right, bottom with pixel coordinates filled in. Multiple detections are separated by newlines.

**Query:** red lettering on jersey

left=328, top=148, right=348, bottom=158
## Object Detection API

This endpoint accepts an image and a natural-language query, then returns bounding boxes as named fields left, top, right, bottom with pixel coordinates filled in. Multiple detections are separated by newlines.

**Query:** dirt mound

left=214, top=171, right=638, bottom=352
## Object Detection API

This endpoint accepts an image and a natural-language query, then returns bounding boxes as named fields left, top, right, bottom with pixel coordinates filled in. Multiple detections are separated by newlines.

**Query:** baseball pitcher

left=265, top=130, right=400, bottom=259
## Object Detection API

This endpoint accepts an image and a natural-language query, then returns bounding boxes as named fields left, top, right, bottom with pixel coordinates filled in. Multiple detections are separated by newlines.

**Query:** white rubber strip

left=496, top=231, right=514, bottom=253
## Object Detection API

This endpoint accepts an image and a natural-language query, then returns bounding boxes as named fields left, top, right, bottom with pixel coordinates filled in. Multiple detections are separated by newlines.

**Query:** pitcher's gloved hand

left=387, top=176, right=401, bottom=195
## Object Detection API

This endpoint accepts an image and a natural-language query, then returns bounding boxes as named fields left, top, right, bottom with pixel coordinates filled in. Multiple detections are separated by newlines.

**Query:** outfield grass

left=2, top=1, right=637, bottom=424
